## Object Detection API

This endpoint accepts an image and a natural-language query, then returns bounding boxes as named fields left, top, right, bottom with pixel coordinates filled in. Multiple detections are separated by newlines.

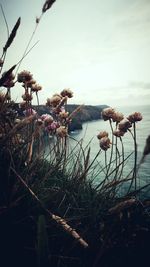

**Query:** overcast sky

left=1, top=0, right=150, bottom=107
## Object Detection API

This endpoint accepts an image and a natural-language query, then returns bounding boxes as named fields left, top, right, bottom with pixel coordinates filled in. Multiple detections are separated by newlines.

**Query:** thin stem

left=133, top=122, right=137, bottom=191
left=15, top=14, right=43, bottom=76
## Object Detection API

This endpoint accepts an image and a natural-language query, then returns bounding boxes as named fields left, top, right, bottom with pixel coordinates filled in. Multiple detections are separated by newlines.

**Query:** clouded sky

left=1, top=0, right=150, bottom=106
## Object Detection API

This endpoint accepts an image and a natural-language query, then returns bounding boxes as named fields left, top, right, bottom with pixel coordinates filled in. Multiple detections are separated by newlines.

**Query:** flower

left=46, top=95, right=62, bottom=107
left=22, top=93, right=33, bottom=101
left=97, top=131, right=108, bottom=140
left=101, top=107, right=115, bottom=121
left=99, top=137, right=111, bottom=151
left=60, top=88, right=73, bottom=98
left=127, top=112, right=142, bottom=123
left=26, top=79, right=36, bottom=88
left=46, top=121, right=59, bottom=131
left=118, top=118, right=132, bottom=132
left=113, top=129, right=125, bottom=137
left=17, top=70, right=33, bottom=83
left=31, top=83, right=42, bottom=92
left=112, top=111, right=124, bottom=123
left=56, top=126, right=68, bottom=138
left=59, top=111, right=69, bottom=119
left=41, top=114, right=53, bottom=125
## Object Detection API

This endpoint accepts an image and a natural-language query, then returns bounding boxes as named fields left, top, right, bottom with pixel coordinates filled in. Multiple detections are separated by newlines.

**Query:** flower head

left=118, top=118, right=132, bottom=132
left=46, top=121, right=59, bottom=132
left=22, top=92, right=33, bottom=101
left=99, top=137, right=111, bottom=151
left=101, top=107, right=115, bottom=121
left=46, top=95, right=62, bottom=107
left=59, top=111, right=69, bottom=119
left=127, top=112, right=142, bottom=123
left=41, top=114, right=53, bottom=124
left=113, top=129, right=125, bottom=137
left=60, top=88, right=73, bottom=98
left=26, top=79, right=36, bottom=88
left=56, top=126, right=68, bottom=138
left=17, top=70, right=33, bottom=83
left=97, top=131, right=108, bottom=140
left=31, top=83, right=42, bottom=92
left=112, top=111, right=124, bottom=123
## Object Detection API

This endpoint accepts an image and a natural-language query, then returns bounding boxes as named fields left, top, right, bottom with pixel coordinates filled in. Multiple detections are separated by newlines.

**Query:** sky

left=0, top=0, right=150, bottom=107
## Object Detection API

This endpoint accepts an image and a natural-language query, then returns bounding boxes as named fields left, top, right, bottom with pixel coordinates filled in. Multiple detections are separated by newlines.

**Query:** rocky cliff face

left=67, top=104, right=108, bottom=131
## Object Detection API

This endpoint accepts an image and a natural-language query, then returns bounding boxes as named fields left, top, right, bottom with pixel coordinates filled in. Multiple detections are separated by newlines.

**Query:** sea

left=69, top=105, right=150, bottom=196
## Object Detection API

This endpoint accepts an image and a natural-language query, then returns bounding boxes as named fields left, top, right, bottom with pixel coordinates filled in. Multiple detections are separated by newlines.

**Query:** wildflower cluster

left=98, top=107, right=142, bottom=150
left=45, top=88, right=73, bottom=137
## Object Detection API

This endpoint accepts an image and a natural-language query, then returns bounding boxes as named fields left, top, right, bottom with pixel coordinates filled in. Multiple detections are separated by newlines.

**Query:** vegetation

left=0, top=1, right=150, bottom=267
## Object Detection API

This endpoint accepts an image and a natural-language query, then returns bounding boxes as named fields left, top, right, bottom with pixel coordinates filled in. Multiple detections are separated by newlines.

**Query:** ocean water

left=69, top=105, right=150, bottom=194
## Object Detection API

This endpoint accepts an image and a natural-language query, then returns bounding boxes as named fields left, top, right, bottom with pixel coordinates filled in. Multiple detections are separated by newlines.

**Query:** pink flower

left=113, top=129, right=125, bottom=137
left=127, top=112, right=142, bottom=123
left=112, top=111, right=124, bottom=123
left=97, top=131, right=109, bottom=140
left=50, top=121, right=59, bottom=130
left=60, top=88, right=73, bottom=98
left=101, top=107, right=115, bottom=121
left=41, top=114, right=53, bottom=124
left=99, top=137, right=111, bottom=151
left=118, top=118, right=132, bottom=132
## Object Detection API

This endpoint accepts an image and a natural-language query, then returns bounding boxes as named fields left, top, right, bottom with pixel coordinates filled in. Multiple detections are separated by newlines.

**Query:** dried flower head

left=113, top=129, right=125, bottom=137
left=56, top=126, right=68, bottom=138
left=118, top=118, right=132, bottom=132
left=25, top=79, right=36, bottom=88
left=46, top=121, right=59, bottom=131
left=101, top=107, right=115, bottom=121
left=41, top=114, right=53, bottom=125
left=99, top=137, right=111, bottom=151
left=97, top=131, right=108, bottom=140
left=60, top=88, right=73, bottom=98
left=112, top=111, right=124, bottom=123
left=49, top=95, right=62, bottom=107
left=17, top=70, right=33, bottom=83
left=127, top=112, right=142, bottom=123
left=22, top=92, right=33, bottom=101
left=31, top=83, right=42, bottom=92
left=59, top=111, right=69, bottom=119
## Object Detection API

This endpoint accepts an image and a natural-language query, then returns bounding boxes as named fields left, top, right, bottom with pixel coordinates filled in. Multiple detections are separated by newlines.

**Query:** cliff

left=67, top=104, right=108, bottom=131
